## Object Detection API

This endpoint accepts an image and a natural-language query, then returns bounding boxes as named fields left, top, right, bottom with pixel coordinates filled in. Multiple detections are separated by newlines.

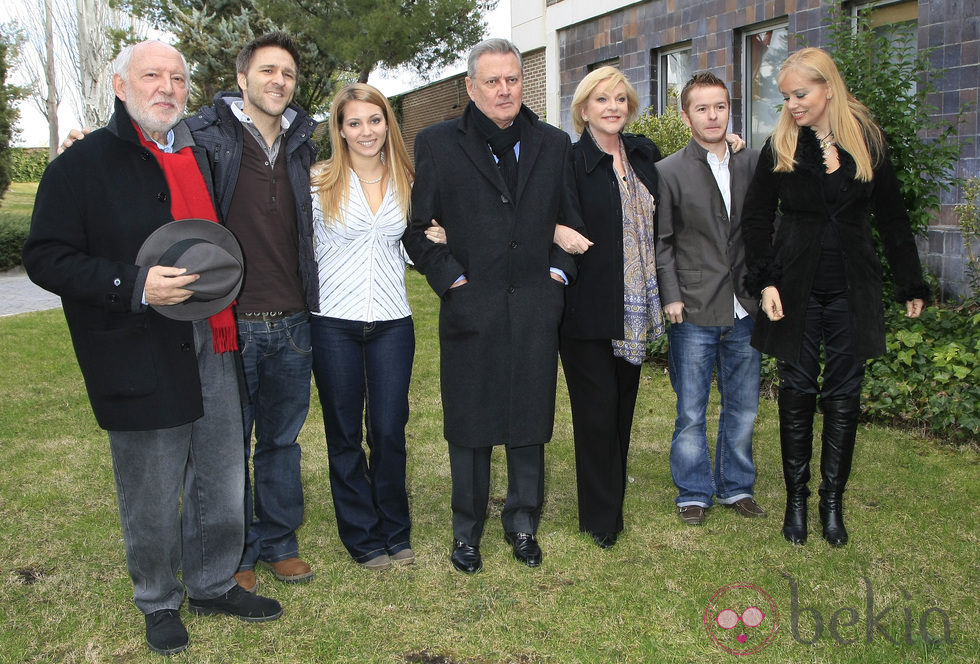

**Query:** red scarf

left=137, top=123, right=238, bottom=353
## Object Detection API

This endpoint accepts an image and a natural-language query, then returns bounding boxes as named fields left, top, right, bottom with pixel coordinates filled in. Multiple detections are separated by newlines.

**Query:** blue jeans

left=238, top=312, right=312, bottom=569
left=311, top=315, right=415, bottom=561
left=668, top=316, right=761, bottom=507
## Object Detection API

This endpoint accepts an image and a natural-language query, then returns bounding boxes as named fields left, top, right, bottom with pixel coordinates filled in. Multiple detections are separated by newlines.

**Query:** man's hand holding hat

left=145, top=265, right=200, bottom=306
left=137, top=218, right=244, bottom=321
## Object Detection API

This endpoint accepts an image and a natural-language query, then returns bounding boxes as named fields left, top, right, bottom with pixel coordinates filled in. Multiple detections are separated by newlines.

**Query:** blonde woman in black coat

left=741, top=48, right=928, bottom=547
left=558, top=66, right=664, bottom=549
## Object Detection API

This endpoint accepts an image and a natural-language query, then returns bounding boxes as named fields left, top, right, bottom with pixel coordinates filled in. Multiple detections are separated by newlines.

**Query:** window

left=589, top=57, right=621, bottom=72
left=852, top=1, right=918, bottom=88
left=656, top=45, right=692, bottom=113
left=743, top=24, right=788, bottom=149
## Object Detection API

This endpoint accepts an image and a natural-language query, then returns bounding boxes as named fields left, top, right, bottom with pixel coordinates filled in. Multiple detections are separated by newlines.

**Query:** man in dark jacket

left=185, top=33, right=319, bottom=591
left=403, top=38, right=584, bottom=574
left=655, top=72, right=764, bottom=527
left=23, top=40, right=281, bottom=657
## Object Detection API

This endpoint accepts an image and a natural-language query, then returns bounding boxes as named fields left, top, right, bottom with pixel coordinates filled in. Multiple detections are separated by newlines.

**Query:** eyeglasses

left=715, top=606, right=766, bottom=630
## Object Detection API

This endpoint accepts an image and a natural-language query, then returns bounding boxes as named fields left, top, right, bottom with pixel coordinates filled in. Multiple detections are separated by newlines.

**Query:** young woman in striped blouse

left=309, top=83, right=416, bottom=570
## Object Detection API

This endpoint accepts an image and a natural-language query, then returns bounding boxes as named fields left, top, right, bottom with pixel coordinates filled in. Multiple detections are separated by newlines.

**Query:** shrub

left=9, top=148, right=47, bottom=182
left=0, top=211, right=30, bottom=270
left=625, top=105, right=691, bottom=157
left=863, top=304, right=980, bottom=443
left=955, top=177, right=980, bottom=299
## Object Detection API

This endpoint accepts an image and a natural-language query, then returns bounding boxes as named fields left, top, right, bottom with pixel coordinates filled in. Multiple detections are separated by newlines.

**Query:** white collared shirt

left=706, top=146, right=749, bottom=320
left=140, top=128, right=176, bottom=153
left=312, top=172, right=412, bottom=322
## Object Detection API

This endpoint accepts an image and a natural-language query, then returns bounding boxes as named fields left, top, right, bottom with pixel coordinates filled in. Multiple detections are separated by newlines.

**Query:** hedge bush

left=625, top=105, right=691, bottom=158
left=0, top=211, right=30, bottom=270
left=863, top=304, right=980, bottom=442
left=9, top=148, right=48, bottom=182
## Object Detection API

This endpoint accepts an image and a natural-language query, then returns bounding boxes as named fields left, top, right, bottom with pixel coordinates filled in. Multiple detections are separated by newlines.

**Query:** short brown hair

left=236, top=32, right=300, bottom=76
left=679, top=71, right=730, bottom=113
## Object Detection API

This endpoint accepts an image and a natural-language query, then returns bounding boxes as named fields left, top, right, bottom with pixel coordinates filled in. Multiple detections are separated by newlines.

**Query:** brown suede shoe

left=234, top=569, right=257, bottom=593
left=678, top=505, right=707, bottom=525
left=390, top=548, right=415, bottom=566
left=724, top=497, right=768, bottom=518
left=264, top=557, right=313, bottom=583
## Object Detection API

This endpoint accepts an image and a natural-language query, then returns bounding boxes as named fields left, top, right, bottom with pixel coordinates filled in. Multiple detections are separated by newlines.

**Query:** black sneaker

left=188, top=585, right=283, bottom=622
left=144, top=609, right=189, bottom=656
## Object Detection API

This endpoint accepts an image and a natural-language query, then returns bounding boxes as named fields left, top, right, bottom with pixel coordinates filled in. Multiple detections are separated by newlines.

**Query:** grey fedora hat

left=136, top=218, right=244, bottom=321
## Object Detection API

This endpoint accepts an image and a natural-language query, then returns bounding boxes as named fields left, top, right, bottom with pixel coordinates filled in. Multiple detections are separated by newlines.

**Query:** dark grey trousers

left=108, top=320, right=244, bottom=614
left=448, top=442, right=545, bottom=544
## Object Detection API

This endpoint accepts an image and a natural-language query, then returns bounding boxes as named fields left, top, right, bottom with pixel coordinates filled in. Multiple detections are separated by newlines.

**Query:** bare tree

left=42, top=0, right=58, bottom=160
left=14, top=0, right=64, bottom=159
left=73, top=0, right=146, bottom=127
left=13, top=0, right=146, bottom=156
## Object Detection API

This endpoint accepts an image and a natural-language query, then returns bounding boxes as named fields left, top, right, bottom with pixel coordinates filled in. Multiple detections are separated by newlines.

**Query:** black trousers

left=448, top=442, right=545, bottom=544
left=560, top=337, right=642, bottom=534
left=778, top=292, right=865, bottom=399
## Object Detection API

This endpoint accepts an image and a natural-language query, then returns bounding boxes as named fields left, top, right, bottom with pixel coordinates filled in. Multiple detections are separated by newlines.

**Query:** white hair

left=112, top=40, right=189, bottom=83
left=466, top=38, right=523, bottom=79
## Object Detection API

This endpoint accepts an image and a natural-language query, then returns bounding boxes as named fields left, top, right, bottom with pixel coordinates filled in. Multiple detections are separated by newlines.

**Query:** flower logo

left=704, top=583, right=780, bottom=655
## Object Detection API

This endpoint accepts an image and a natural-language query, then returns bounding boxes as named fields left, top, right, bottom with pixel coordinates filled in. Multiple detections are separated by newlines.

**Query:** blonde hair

left=772, top=47, right=883, bottom=181
left=311, top=83, right=414, bottom=224
left=570, top=66, right=640, bottom=135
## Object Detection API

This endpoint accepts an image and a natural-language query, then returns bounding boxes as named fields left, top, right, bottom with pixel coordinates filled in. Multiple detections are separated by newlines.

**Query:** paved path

left=0, top=267, right=62, bottom=317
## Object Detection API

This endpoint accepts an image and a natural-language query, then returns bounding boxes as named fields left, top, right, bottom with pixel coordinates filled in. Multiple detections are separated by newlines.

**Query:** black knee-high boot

left=818, top=394, right=861, bottom=547
left=778, top=389, right=816, bottom=545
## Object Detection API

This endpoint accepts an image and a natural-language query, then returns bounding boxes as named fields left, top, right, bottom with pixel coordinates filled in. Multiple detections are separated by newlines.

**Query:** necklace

left=817, top=130, right=835, bottom=152
left=356, top=172, right=384, bottom=184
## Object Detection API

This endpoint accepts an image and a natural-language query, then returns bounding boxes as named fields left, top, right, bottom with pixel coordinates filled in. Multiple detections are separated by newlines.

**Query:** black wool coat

left=561, top=131, right=661, bottom=340
left=23, top=98, right=215, bottom=431
left=741, top=128, right=929, bottom=363
left=402, top=103, right=584, bottom=448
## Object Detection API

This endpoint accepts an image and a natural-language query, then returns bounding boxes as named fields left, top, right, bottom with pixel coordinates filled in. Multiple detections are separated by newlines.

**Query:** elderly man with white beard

left=23, top=40, right=282, bottom=657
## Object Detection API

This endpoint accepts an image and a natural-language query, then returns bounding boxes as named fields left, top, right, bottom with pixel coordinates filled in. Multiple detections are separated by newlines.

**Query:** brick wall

left=399, top=48, right=548, bottom=163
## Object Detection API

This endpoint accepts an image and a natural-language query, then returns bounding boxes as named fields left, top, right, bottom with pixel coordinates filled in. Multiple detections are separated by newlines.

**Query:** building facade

left=509, top=0, right=978, bottom=299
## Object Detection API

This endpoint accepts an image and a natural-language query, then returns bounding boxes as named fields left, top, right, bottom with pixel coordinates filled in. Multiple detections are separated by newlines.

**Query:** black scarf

left=469, top=100, right=524, bottom=196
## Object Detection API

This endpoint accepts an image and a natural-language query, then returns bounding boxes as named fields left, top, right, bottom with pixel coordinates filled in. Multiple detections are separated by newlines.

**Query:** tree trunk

left=44, top=0, right=59, bottom=162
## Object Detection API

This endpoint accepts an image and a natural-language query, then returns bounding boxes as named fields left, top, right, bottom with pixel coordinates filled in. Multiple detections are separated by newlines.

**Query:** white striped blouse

left=312, top=172, right=412, bottom=322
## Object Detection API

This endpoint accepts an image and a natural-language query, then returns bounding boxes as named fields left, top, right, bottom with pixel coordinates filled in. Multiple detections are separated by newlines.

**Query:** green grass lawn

left=1, top=271, right=977, bottom=663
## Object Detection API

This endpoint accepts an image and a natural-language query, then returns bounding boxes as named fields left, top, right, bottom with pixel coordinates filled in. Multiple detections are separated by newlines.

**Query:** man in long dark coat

left=23, top=40, right=282, bottom=656
left=403, top=37, right=584, bottom=574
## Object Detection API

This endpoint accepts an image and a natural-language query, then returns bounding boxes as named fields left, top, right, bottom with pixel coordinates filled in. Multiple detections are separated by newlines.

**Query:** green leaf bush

left=9, top=148, right=48, bottom=182
left=0, top=211, right=30, bottom=270
left=862, top=305, right=980, bottom=442
left=625, top=105, right=691, bottom=157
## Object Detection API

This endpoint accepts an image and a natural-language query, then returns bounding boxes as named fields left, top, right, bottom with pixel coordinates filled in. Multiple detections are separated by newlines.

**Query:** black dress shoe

left=144, top=609, right=189, bottom=656
left=505, top=532, right=542, bottom=567
left=590, top=531, right=618, bottom=549
left=188, top=584, right=283, bottom=622
left=450, top=539, right=482, bottom=574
